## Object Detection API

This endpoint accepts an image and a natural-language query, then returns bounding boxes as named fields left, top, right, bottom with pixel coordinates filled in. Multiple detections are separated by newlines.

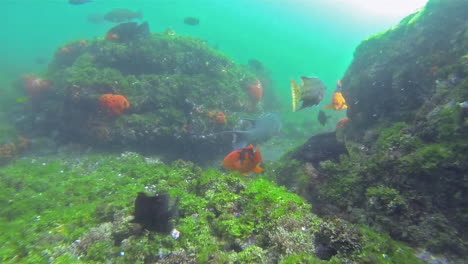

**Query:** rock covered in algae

left=14, top=30, right=268, bottom=164
left=270, top=0, right=468, bottom=261
left=0, top=153, right=423, bottom=263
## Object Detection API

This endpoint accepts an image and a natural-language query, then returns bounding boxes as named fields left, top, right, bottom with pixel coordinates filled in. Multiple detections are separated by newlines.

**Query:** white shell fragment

left=171, top=228, right=180, bottom=240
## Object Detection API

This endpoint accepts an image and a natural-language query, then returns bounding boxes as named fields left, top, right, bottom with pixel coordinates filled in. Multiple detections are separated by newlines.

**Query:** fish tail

left=223, top=131, right=249, bottom=149
left=252, top=165, right=264, bottom=173
left=254, top=146, right=263, bottom=163
left=290, top=79, right=301, bottom=112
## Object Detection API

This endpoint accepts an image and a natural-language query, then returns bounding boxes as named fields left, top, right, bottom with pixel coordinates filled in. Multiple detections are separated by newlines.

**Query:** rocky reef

left=12, top=29, right=273, bottom=164
left=270, top=0, right=467, bottom=261
left=0, top=153, right=422, bottom=263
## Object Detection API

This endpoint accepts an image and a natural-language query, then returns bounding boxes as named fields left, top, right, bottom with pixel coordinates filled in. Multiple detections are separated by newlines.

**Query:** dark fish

left=87, top=13, right=105, bottom=24
left=184, top=17, right=200, bottom=26
left=131, top=192, right=177, bottom=233
left=291, top=76, right=326, bottom=111
left=224, top=113, right=281, bottom=149
left=34, top=57, right=46, bottom=65
left=248, top=59, right=264, bottom=72
left=318, top=110, right=329, bottom=126
left=104, top=8, right=142, bottom=23
left=69, top=0, right=92, bottom=5
left=105, top=22, right=150, bottom=43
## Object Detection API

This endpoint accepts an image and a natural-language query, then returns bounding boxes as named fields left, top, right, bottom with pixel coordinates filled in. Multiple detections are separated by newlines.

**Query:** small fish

left=223, top=113, right=281, bottom=149
left=324, top=80, right=348, bottom=111
left=105, top=22, right=150, bottom=43
left=248, top=59, right=264, bottom=72
left=87, top=13, right=105, bottom=24
left=104, top=9, right=142, bottom=23
left=34, top=57, right=46, bottom=65
left=317, top=110, right=329, bottom=126
left=291, top=76, right=326, bottom=112
left=222, top=144, right=264, bottom=176
left=184, top=17, right=200, bottom=26
left=68, top=0, right=92, bottom=5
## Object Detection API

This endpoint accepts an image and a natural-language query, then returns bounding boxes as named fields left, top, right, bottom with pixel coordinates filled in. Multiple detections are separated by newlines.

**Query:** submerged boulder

left=14, top=28, right=270, bottom=163
left=291, top=131, right=347, bottom=165
left=271, top=0, right=468, bottom=260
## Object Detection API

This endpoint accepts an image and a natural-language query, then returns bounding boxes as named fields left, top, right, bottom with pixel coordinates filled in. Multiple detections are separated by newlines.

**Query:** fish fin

left=240, top=118, right=257, bottom=127
left=232, top=132, right=249, bottom=149
left=252, top=164, right=264, bottom=173
left=291, top=79, right=301, bottom=112
left=254, top=146, right=263, bottom=163
left=242, top=173, right=250, bottom=177
left=324, top=104, right=335, bottom=110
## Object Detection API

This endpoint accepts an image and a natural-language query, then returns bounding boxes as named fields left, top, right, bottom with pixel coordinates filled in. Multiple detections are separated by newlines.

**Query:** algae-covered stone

left=271, top=0, right=468, bottom=261
left=0, top=153, right=421, bottom=263
left=15, top=32, right=268, bottom=164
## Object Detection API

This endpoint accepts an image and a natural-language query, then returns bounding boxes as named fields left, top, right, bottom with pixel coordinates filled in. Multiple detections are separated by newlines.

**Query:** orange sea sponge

left=98, top=94, right=130, bottom=116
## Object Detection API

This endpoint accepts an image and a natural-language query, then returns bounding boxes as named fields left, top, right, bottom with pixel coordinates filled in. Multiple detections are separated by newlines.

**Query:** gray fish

left=87, top=13, right=105, bottom=24
left=184, top=17, right=200, bottom=26
left=224, top=113, right=281, bottom=149
left=104, top=9, right=143, bottom=23
left=291, top=76, right=326, bottom=111
left=318, top=110, right=329, bottom=126
left=105, top=22, right=150, bottom=43
left=69, top=0, right=92, bottom=5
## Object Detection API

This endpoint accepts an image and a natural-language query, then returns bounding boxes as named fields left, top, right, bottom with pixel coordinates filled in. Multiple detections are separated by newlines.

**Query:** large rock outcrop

left=271, top=0, right=468, bottom=260
left=13, top=28, right=273, bottom=163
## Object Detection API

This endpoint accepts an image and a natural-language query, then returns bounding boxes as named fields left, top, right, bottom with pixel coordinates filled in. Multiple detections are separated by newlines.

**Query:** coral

left=0, top=136, right=29, bottom=165
left=98, top=94, right=130, bottom=116
left=246, top=78, right=263, bottom=104
left=208, top=110, right=227, bottom=125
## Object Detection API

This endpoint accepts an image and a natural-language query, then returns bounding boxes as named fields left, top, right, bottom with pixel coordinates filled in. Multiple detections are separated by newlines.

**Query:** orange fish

left=222, top=144, right=264, bottom=176
left=324, top=80, right=347, bottom=110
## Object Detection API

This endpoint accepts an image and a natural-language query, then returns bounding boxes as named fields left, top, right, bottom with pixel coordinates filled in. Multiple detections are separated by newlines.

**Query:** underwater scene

left=1, top=0, right=467, bottom=263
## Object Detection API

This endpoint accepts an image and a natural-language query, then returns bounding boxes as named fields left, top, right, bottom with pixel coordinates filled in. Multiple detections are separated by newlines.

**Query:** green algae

left=0, top=152, right=422, bottom=263
left=14, top=32, right=262, bottom=164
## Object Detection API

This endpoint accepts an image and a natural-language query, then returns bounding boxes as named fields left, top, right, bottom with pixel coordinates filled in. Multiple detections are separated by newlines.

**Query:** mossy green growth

left=16, top=32, right=259, bottom=162
left=357, top=227, right=423, bottom=264
left=0, top=152, right=420, bottom=263
left=365, top=186, right=407, bottom=214
left=373, top=122, right=418, bottom=153
left=280, top=253, right=325, bottom=264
